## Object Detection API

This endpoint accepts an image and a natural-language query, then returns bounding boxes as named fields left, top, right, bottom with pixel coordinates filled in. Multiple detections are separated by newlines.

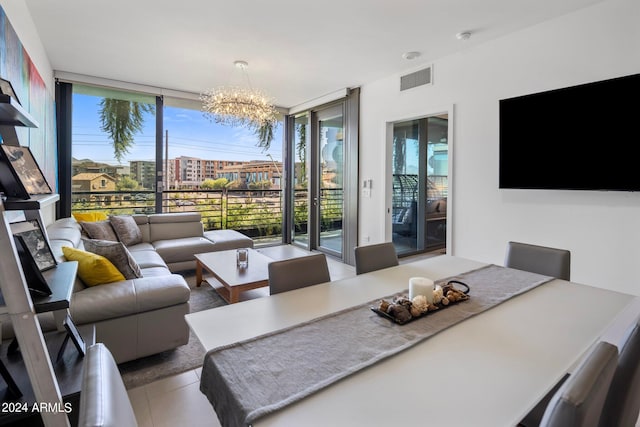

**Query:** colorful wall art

left=0, top=5, right=56, bottom=191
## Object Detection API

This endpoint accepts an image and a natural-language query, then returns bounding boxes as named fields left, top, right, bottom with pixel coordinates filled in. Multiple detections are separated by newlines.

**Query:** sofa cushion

left=109, top=215, right=143, bottom=246
left=61, top=246, right=126, bottom=286
left=139, top=266, right=172, bottom=277
left=80, top=221, right=118, bottom=241
left=204, top=229, right=254, bottom=250
left=47, top=225, right=82, bottom=246
left=132, top=214, right=151, bottom=243
left=126, top=242, right=155, bottom=252
left=83, top=239, right=142, bottom=280
left=148, top=213, right=204, bottom=241
left=130, top=249, right=168, bottom=270
left=153, top=236, right=216, bottom=264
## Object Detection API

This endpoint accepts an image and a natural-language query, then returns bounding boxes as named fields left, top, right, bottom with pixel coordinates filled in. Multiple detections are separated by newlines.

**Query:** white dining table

left=185, top=255, right=634, bottom=427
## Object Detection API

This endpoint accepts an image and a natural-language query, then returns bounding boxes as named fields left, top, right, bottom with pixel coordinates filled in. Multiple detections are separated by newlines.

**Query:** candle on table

left=409, top=277, right=435, bottom=303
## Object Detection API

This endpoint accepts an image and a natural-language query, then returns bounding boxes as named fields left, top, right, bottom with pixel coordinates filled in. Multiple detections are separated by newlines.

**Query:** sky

left=71, top=93, right=284, bottom=166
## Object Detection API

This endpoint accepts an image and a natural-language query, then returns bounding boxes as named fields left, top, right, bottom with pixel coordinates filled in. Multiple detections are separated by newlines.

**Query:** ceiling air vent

left=400, top=66, right=432, bottom=91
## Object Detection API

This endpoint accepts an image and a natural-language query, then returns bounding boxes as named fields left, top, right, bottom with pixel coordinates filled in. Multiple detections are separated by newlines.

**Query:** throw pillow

left=61, top=246, right=125, bottom=287
left=82, top=239, right=142, bottom=279
left=80, top=220, right=118, bottom=241
left=72, top=212, right=108, bottom=222
left=109, top=215, right=143, bottom=246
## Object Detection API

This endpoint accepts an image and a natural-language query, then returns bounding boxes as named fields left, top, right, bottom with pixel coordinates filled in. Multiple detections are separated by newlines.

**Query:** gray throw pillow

left=82, top=239, right=142, bottom=279
left=80, top=220, right=118, bottom=241
left=109, top=215, right=143, bottom=246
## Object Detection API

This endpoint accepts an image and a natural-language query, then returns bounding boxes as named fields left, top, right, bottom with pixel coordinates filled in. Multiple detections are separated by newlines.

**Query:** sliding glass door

left=288, top=90, right=358, bottom=264
left=391, top=115, right=448, bottom=256
left=317, top=104, right=344, bottom=256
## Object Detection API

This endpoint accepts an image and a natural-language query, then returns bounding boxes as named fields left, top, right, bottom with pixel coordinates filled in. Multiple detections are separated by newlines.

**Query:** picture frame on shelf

left=0, top=144, right=52, bottom=199
left=10, top=219, right=57, bottom=271
left=13, top=235, right=52, bottom=297
left=0, top=77, right=20, bottom=103
left=57, top=314, right=85, bottom=360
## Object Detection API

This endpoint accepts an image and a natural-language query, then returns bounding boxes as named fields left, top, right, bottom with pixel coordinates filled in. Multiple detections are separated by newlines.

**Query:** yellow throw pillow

left=72, top=212, right=108, bottom=222
left=61, top=246, right=125, bottom=287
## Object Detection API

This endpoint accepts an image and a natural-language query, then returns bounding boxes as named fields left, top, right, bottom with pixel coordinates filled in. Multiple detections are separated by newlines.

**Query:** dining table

left=185, top=255, right=634, bottom=427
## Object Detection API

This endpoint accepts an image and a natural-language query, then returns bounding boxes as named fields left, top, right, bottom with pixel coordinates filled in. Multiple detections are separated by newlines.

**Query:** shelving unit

left=0, top=81, right=71, bottom=426
left=0, top=197, right=72, bottom=427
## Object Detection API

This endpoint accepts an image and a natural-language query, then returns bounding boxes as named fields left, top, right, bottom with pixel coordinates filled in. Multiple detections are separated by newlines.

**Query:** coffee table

left=195, top=249, right=271, bottom=304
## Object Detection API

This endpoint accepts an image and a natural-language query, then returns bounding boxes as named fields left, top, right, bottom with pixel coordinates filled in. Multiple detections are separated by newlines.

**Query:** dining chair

left=504, top=241, right=571, bottom=280
left=354, top=242, right=399, bottom=275
left=599, top=314, right=640, bottom=427
left=539, top=341, right=618, bottom=427
left=268, top=253, right=331, bottom=295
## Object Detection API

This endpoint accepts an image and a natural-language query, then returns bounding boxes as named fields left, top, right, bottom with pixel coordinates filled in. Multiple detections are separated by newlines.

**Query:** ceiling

left=24, top=0, right=602, bottom=109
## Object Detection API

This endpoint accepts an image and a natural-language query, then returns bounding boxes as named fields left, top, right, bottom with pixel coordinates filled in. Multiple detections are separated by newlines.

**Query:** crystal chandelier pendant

left=200, top=61, right=278, bottom=129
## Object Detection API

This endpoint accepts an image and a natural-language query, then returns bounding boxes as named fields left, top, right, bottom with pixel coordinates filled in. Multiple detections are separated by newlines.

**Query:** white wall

left=360, top=0, right=640, bottom=295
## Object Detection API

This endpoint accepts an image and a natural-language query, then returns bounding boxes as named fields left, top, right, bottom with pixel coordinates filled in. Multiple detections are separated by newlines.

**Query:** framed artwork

left=0, top=144, right=52, bottom=199
left=0, top=77, right=19, bottom=103
left=10, top=219, right=57, bottom=271
left=13, top=235, right=52, bottom=297
left=57, top=314, right=86, bottom=360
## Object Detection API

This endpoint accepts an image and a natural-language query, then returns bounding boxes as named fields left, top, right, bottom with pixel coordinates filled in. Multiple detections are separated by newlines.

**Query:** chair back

left=540, top=341, right=618, bottom=427
left=505, top=241, right=571, bottom=280
left=599, top=316, right=640, bottom=427
left=354, top=242, right=399, bottom=275
left=78, top=343, right=138, bottom=427
left=269, top=253, right=330, bottom=295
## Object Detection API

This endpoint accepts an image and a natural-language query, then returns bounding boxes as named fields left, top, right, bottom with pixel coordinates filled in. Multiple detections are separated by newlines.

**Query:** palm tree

left=99, top=99, right=155, bottom=163
left=254, top=121, right=276, bottom=151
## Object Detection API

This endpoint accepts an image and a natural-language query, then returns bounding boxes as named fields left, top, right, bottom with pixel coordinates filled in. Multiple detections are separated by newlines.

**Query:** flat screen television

left=499, top=73, right=640, bottom=191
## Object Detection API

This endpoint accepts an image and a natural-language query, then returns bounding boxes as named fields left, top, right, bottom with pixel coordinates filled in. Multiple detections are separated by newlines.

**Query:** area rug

left=119, top=272, right=227, bottom=389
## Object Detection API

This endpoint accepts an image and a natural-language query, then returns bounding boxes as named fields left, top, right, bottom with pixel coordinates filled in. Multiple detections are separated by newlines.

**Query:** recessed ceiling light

left=402, top=51, right=421, bottom=60
left=456, top=32, right=472, bottom=41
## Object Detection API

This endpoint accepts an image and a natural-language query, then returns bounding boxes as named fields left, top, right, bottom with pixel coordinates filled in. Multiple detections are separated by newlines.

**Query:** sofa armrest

left=78, top=343, right=138, bottom=427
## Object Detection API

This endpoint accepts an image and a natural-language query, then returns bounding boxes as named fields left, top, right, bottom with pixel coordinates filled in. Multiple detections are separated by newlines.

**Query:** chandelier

left=201, top=60, right=278, bottom=129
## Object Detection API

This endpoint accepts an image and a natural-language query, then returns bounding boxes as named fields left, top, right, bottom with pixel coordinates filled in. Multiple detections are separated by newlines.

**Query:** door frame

left=384, top=104, right=455, bottom=255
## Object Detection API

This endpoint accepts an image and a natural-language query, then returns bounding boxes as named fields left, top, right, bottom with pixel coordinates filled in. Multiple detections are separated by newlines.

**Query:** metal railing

left=71, top=188, right=343, bottom=244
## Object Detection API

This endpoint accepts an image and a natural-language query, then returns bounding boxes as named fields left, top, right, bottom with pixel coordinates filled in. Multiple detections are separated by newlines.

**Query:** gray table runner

left=201, top=264, right=553, bottom=427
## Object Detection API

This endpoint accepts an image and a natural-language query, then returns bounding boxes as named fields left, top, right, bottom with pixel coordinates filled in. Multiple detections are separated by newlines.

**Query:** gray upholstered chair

left=78, top=343, right=138, bottom=427
left=268, top=253, right=331, bottom=295
left=504, top=241, right=571, bottom=280
left=599, top=315, right=640, bottom=427
left=354, top=242, right=399, bottom=275
left=539, top=341, right=618, bottom=427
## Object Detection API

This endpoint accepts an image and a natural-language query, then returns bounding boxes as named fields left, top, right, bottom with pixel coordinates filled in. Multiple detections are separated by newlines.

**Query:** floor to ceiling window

left=71, top=85, right=157, bottom=214
left=66, top=83, right=285, bottom=244
left=162, top=98, right=284, bottom=244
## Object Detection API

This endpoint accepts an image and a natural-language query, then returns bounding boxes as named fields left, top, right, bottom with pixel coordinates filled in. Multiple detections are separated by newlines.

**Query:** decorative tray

left=371, top=280, right=470, bottom=325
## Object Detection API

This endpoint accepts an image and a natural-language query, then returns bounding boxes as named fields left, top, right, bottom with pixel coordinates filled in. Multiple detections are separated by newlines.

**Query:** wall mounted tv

left=499, top=73, right=640, bottom=191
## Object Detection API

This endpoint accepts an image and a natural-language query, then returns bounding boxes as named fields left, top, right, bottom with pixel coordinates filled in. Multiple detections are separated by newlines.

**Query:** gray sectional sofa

left=4, top=212, right=252, bottom=363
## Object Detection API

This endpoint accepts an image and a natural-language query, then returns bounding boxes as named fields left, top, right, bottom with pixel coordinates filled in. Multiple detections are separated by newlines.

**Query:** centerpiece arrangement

left=372, top=279, right=470, bottom=325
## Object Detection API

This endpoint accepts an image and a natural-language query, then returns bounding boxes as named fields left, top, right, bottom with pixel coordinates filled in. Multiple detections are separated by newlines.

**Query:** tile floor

left=129, top=245, right=358, bottom=426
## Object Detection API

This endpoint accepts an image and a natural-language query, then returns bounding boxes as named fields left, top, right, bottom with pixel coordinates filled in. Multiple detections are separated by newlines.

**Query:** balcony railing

left=71, top=188, right=343, bottom=244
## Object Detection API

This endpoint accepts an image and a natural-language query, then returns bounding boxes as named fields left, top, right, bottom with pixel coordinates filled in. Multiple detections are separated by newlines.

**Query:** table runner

left=200, top=264, right=553, bottom=427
